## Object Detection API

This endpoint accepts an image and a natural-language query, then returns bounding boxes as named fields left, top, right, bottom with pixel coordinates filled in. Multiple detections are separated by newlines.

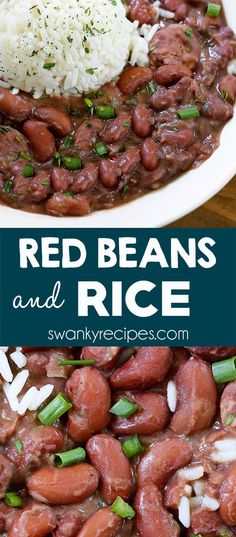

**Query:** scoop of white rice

left=0, top=0, right=149, bottom=98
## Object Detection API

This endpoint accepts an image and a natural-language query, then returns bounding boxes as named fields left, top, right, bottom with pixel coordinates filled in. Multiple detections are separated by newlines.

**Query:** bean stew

left=1, top=346, right=236, bottom=536
left=0, top=1, right=235, bottom=216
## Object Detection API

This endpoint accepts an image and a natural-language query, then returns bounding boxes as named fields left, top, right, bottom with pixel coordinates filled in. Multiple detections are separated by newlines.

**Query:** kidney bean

left=0, top=128, right=31, bottom=176
left=134, top=483, right=180, bottom=537
left=137, top=437, right=192, bottom=487
left=0, top=397, right=19, bottom=443
left=8, top=503, right=57, bottom=537
left=149, top=24, right=200, bottom=69
left=45, top=193, right=90, bottom=217
left=0, top=88, right=32, bottom=122
left=140, top=139, right=160, bottom=171
left=34, top=107, right=72, bottom=137
left=27, top=464, right=99, bottom=505
left=99, top=159, right=119, bottom=189
left=220, top=381, right=236, bottom=430
left=71, top=163, right=98, bottom=193
left=154, top=63, right=193, bottom=86
left=77, top=507, right=122, bottom=537
left=162, top=0, right=183, bottom=9
left=150, top=77, right=192, bottom=111
left=51, top=167, right=73, bottom=192
left=116, top=146, right=140, bottom=176
left=128, top=0, right=156, bottom=25
left=164, top=474, right=189, bottom=510
left=66, top=367, right=111, bottom=442
left=0, top=502, right=14, bottom=533
left=22, top=120, right=56, bottom=162
left=13, top=171, right=50, bottom=202
left=186, top=346, right=236, bottom=361
left=74, top=118, right=103, bottom=152
left=157, top=128, right=194, bottom=149
left=175, top=3, right=188, bottom=21
left=118, top=67, right=153, bottom=95
left=219, top=75, right=236, bottom=103
left=220, top=463, right=236, bottom=525
left=102, top=113, right=131, bottom=144
left=190, top=507, right=227, bottom=536
left=111, top=391, right=169, bottom=435
left=0, top=454, right=13, bottom=499
left=54, top=508, right=82, bottom=537
left=170, top=358, right=217, bottom=435
left=132, top=105, right=154, bottom=137
left=81, top=347, right=121, bottom=370
left=86, top=433, right=132, bottom=504
left=110, top=347, right=172, bottom=390
left=202, top=95, right=233, bottom=121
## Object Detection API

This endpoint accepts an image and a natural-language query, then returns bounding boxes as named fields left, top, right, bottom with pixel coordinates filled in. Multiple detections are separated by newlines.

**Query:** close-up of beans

left=1, top=346, right=236, bottom=536
left=0, top=0, right=235, bottom=216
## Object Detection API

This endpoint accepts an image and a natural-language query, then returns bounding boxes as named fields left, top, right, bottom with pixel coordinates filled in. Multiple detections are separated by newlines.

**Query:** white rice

left=10, top=349, right=27, bottom=368
left=201, top=495, right=219, bottom=511
left=0, top=349, right=13, bottom=382
left=178, top=496, right=191, bottom=528
left=28, top=384, right=54, bottom=410
left=192, top=478, right=207, bottom=497
left=167, top=380, right=177, bottom=412
left=18, top=386, right=39, bottom=415
left=6, top=370, right=29, bottom=397
left=178, top=465, right=204, bottom=481
left=0, top=0, right=149, bottom=98
left=0, top=346, right=9, bottom=352
left=184, top=485, right=192, bottom=497
left=159, top=8, right=175, bottom=19
left=228, top=59, right=236, bottom=75
left=211, top=438, right=236, bottom=463
left=3, top=382, right=19, bottom=412
left=189, top=496, right=202, bottom=509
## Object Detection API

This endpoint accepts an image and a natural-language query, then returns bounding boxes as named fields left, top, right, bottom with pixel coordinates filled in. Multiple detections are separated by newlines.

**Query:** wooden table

left=167, top=175, right=236, bottom=228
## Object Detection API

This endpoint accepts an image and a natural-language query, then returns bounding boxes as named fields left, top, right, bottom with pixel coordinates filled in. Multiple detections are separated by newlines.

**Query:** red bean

left=219, top=74, right=236, bottom=103
left=220, top=381, right=236, bottom=430
left=185, top=346, right=236, bottom=361
left=27, top=464, right=99, bottom=505
left=128, top=0, right=156, bottom=25
left=0, top=397, right=19, bottom=444
left=54, top=508, right=82, bottom=537
left=141, top=138, right=160, bottom=171
left=170, top=358, right=217, bottom=435
left=22, top=120, right=56, bottom=162
left=45, top=193, right=90, bottom=217
left=190, top=506, right=227, bottom=535
left=71, top=163, right=98, bottom=193
left=111, top=391, right=169, bottom=435
left=110, top=347, right=172, bottom=390
left=118, top=67, right=153, bottom=95
left=149, top=24, right=200, bottom=69
left=154, top=63, right=192, bottom=85
left=0, top=88, right=31, bottom=122
left=81, top=347, right=121, bottom=370
left=76, top=508, right=122, bottom=537
left=220, top=463, right=236, bottom=525
left=99, top=159, right=119, bottom=189
left=116, top=146, right=140, bottom=176
left=137, top=437, right=192, bottom=487
left=132, top=105, right=154, bottom=137
left=34, top=107, right=72, bottom=137
left=66, top=367, right=111, bottom=442
left=8, top=503, right=57, bottom=537
left=134, top=483, right=180, bottom=537
left=86, top=434, right=132, bottom=504
left=202, top=95, right=233, bottom=121
left=164, top=475, right=189, bottom=510
left=13, top=171, right=50, bottom=202
left=0, top=454, right=13, bottom=499
left=74, top=118, right=103, bottom=152
left=51, top=167, right=73, bottom=192
left=158, top=128, right=194, bottom=149
left=102, top=113, right=131, bottom=144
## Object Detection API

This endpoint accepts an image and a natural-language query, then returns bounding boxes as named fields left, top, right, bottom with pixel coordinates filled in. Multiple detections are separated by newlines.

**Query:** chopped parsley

left=15, top=440, right=23, bottom=455
left=43, top=62, right=56, bottom=70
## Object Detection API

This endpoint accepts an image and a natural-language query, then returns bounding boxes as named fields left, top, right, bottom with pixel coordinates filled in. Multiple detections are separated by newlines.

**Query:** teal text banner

left=0, top=229, right=235, bottom=346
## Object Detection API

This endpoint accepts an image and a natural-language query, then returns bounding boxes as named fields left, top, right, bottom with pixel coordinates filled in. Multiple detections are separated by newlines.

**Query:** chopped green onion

left=95, top=142, right=109, bottom=156
left=206, top=3, right=221, bottom=17
left=63, top=135, right=73, bottom=149
left=95, top=105, right=116, bottom=120
left=212, top=357, right=236, bottom=384
left=19, top=151, right=32, bottom=161
left=54, top=447, right=86, bottom=467
left=225, top=414, right=235, bottom=426
left=37, top=392, right=72, bottom=425
left=177, top=107, right=200, bottom=120
left=2, top=179, right=13, bottom=193
left=22, top=164, right=34, bottom=178
left=84, top=97, right=93, bottom=109
left=122, top=435, right=144, bottom=458
left=15, top=440, right=23, bottom=455
left=111, top=497, right=135, bottom=519
left=184, top=27, right=193, bottom=38
left=53, top=152, right=62, bottom=166
left=110, top=397, right=138, bottom=418
left=62, top=156, right=82, bottom=171
left=146, top=80, right=157, bottom=95
left=0, top=125, right=11, bottom=133
left=43, top=62, right=56, bottom=70
left=4, top=493, right=23, bottom=508
left=58, top=360, right=96, bottom=366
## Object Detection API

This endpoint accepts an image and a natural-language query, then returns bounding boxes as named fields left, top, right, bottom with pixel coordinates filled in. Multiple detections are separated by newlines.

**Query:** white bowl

left=1, top=0, right=235, bottom=228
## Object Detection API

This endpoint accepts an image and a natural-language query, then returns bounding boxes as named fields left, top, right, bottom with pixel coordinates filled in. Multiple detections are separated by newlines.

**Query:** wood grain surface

left=167, top=175, right=236, bottom=228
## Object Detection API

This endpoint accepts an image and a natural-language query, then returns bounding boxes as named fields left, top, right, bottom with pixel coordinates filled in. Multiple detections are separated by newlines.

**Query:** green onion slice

left=62, top=156, right=82, bottom=171
left=212, top=357, right=236, bottom=384
left=63, top=135, right=73, bottom=149
left=110, top=397, right=138, bottom=418
left=22, top=164, right=34, bottom=178
left=177, top=107, right=200, bottom=120
left=2, top=179, right=13, bottom=193
left=37, top=392, right=72, bottom=425
left=206, top=3, right=221, bottom=17
left=15, top=439, right=23, bottom=455
left=19, top=151, right=32, bottom=161
left=4, top=492, right=23, bottom=508
left=146, top=80, right=157, bottom=95
left=111, top=497, right=135, bottom=519
left=95, top=142, right=109, bottom=156
left=58, top=360, right=96, bottom=366
left=54, top=447, right=86, bottom=467
left=95, top=105, right=116, bottom=120
left=122, top=435, right=144, bottom=458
